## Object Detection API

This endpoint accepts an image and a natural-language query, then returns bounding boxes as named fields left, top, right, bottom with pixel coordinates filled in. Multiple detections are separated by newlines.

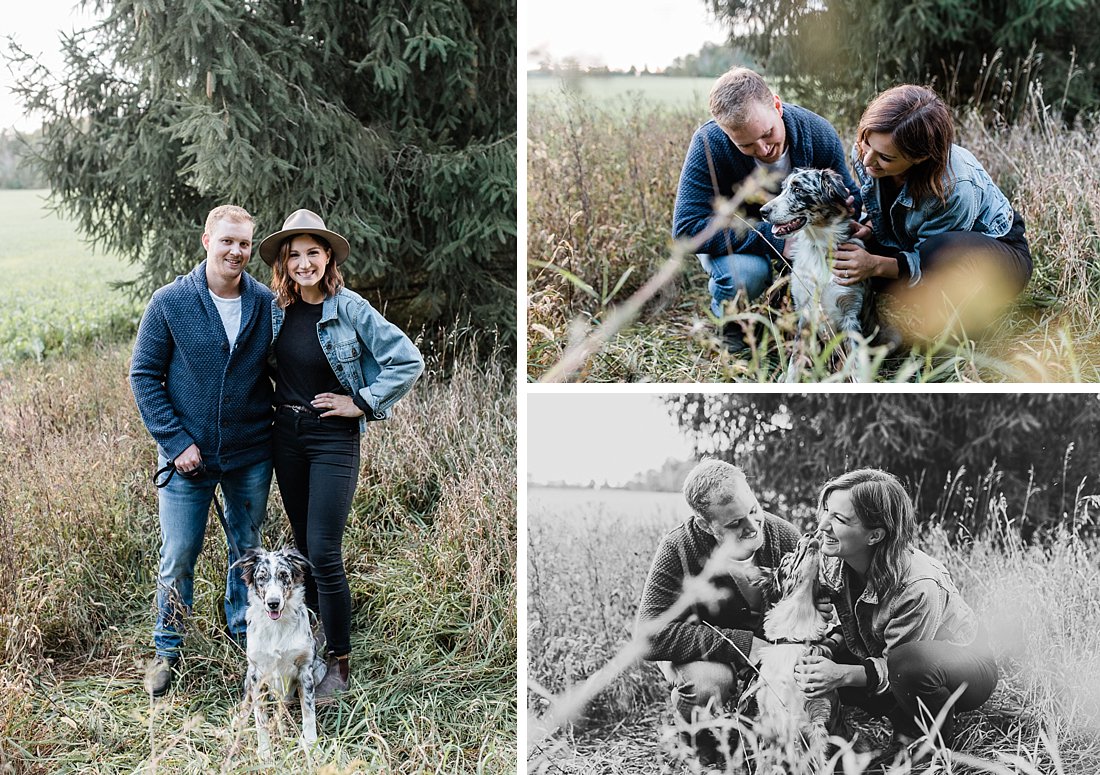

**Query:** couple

left=674, top=67, right=1032, bottom=352
left=130, top=205, right=424, bottom=698
left=637, top=459, right=997, bottom=768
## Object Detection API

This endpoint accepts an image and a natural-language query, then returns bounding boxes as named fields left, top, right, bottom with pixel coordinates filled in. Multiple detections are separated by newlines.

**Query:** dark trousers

left=840, top=641, right=998, bottom=744
left=872, top=211, right=1032, bottom=340
left=273, top=408, right=361, bottom=656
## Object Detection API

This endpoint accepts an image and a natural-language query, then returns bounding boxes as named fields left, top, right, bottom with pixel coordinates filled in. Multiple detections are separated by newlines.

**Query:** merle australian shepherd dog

left=232, top=547, right=325, bottom=756
left=760, top=168, right=869, bottom=359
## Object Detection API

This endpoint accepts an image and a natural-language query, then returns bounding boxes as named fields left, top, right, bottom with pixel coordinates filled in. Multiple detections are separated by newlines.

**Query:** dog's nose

left=760, top=202, right=772, bottom=217
left=266, top=600, right=280, bottom=611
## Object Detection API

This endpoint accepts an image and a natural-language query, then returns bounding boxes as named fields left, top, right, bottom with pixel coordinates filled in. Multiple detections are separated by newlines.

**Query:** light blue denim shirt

left=852, top=143, right=1015, bottom=285
left=271, top=288, right=424, bottom=431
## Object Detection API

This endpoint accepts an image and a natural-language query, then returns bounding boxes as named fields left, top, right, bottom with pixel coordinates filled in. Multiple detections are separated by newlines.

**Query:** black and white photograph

left=527, top=392, right=1100, bottom=774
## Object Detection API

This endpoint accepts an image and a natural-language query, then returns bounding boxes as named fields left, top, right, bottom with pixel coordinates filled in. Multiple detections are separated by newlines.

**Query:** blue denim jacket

left=821, top=548, right=979, bottom=695
left=852, top=144, right=1014, bottom=285
left=271, top=288, right=424, bottom=431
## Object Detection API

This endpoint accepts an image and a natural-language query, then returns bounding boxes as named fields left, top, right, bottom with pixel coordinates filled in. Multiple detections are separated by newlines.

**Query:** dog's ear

left=281, top=547, right=312, bottom=582
left=821, top=169, right=850, bottom=207
left=754, top=566, right=782, bottom=606
left=231, top=548, right=263, bottom=586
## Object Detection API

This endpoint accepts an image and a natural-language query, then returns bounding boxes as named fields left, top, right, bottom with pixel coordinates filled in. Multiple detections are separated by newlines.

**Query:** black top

left=274, top=299, right=347, bottom=408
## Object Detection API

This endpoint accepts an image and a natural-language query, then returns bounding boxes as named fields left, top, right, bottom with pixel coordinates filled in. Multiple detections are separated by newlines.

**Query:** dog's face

left=760, top=532, right=822, bottom=605
left=760, top=168, right=850, bottom=237
left=232, top=547, right=310, bottom=621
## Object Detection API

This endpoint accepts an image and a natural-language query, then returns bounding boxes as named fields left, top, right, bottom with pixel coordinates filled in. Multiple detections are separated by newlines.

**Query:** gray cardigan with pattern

left=636, top=512, right=800, bottom=666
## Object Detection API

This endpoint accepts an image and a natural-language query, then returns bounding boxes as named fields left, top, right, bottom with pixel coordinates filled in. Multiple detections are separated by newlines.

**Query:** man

left=130, top=205, right=275, bottom=697
left=672, top=67, right=860, bottom=352
left=635, top=459, right=800, bottom=766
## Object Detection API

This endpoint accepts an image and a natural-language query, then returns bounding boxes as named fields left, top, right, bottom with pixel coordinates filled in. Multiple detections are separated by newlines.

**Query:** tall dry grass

left=0, top=337, right=516, bottom=773
left=526, top=88, right=1100, bottom=382
left=526, top=474, right=1100, bottom=774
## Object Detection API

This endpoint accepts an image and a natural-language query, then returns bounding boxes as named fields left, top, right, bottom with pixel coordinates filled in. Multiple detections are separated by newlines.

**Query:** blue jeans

left=697, top=253, right=773, bottom=318
left=153, top=456, right=272, bottom=658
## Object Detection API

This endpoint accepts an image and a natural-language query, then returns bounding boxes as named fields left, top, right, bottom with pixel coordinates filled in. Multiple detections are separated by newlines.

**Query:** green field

left=0, top=189, right=142, bottom=364
left=527, top=74, right=714, bottom=112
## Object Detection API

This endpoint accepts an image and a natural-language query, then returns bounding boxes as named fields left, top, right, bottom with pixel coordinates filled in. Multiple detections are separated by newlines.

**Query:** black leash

left=153, top=461, right=243, bottom=558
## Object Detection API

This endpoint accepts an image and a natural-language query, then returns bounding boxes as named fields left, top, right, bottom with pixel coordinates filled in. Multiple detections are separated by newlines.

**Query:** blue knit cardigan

left=130, top=262, right=275, bottom=473
left=672, top=103, right=861, bottom=260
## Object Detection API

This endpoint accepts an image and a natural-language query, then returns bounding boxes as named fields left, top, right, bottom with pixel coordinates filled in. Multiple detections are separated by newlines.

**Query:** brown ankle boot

left=315, top=653, right=349, bottom=700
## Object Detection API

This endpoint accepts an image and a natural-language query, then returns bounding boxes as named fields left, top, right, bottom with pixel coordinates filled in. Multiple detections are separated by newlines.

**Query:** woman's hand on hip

left=311, top=392, right=364, bottom=418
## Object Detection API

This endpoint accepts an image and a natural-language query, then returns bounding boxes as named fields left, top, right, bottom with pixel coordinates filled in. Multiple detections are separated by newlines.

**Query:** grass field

left=0, top=189, right=142, bottom=364
left=527, top=486, right=1100, bottom=774
left=526, top=77, right=1100, bottom=382
left=0, top=195, right=517, bottom=773
left=527, top=74, right=714, bottom=109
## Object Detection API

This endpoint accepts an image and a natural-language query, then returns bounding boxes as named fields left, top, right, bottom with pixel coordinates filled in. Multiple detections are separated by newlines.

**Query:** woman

left=793, top=469, right=997, bottom=753
left=260, top=208, right=424, bottom=697
left=835, top=85, right=1032, bottom=340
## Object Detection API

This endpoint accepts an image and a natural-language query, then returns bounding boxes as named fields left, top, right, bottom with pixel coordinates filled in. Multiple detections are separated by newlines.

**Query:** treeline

left=667, top=394, right=1100, bottom=540
left=0, top=131, right=46, bottom=189
left=527, top=42, right=752, bottom=78
left=707, top=0, right=1100, bottom=121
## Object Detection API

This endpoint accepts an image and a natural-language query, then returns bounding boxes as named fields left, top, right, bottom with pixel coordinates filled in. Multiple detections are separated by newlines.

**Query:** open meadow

left=526, top=76, right=1100, bottom=382
left=0, top=189, right=143, bottom=364
left=526, top=484, right=1100, bottom=774
left=0, top=195, right=517, bottom=773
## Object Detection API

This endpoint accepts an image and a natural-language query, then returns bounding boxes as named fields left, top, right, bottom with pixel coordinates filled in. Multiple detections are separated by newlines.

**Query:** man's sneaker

left=145, top=656, right=177, bottom=698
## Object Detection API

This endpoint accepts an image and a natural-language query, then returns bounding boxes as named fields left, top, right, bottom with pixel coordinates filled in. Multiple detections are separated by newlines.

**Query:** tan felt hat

left=259, top=208, right=351, bottom=266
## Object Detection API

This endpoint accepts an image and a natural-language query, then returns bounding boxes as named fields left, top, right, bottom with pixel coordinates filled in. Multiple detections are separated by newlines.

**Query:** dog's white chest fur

left=245, top=604, right=315, bottom=689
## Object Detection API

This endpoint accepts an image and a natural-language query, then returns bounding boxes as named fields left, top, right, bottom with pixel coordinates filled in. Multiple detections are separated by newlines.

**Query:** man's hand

left=815, top=594, right=834, bottom=621
left=848, top=218, right=872, bottom=241
left=174, top=443, right=203, bottom=474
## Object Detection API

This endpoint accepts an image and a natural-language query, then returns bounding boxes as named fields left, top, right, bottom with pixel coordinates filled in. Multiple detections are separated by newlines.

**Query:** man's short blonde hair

left=682, top=458, right=747, bottom=519
left=204, top=204, right=253, bottom=235
left=709, top=67, right=775, bottom=128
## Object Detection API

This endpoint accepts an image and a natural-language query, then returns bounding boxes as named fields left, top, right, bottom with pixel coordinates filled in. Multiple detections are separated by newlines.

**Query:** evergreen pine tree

left=9, top=0, right=516, bottom=339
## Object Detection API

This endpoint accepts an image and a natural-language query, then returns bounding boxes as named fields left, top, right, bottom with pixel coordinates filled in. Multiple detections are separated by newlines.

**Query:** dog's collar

left=765, top=636, right=823, bottom=647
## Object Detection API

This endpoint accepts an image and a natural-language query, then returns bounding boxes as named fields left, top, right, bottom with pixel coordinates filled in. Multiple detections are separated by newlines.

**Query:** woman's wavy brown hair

left=818, top=468, right=916, bottom=596
left=270, top=233, right=345, bottom=309
left=857, top=84, right=954, bottom=207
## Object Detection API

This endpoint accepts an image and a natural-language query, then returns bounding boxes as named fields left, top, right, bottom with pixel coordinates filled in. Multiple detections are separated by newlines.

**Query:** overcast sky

left=525, top=0, right=729, bottom=71
left=527, top=392, right=695, bottom=486
left=1, top=1, right=102, bottom=131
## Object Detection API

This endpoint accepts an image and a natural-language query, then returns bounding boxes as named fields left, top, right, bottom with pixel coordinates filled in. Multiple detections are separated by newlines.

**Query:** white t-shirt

left=209, top=290, right=242, bottom=349
left=755, top=147, right=793, bottom=182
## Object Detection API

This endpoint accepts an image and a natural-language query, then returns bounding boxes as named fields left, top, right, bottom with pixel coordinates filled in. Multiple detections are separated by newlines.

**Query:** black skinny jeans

left=273, top=407, right=361, bottom=656
left=839, top=640, right=999, bottom=744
